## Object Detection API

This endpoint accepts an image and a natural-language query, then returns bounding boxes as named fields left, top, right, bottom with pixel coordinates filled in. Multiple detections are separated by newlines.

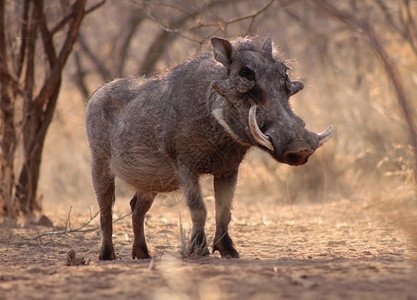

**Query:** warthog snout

left=283, top=149, right=314, bottom=166
left=281, top=126, right=334, bottom=165
left=249, top=105, right=334, bottom=166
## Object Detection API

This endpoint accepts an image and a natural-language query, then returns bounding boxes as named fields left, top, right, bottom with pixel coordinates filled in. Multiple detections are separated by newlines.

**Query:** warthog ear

left=211, top=37, right=233, bottom=67
left=290, top=81, right=304, bottom=96
left=262, top=35, right=273, bottom=58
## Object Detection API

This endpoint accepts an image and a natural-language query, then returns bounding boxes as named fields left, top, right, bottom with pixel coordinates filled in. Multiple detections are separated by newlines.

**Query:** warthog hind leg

left=92, top=158, right=116, bottom=260
left=131, top=193, right=155, bottom=259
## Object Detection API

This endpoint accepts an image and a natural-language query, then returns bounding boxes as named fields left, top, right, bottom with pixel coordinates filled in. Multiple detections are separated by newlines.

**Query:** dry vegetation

left=1, top=0, right=417, bottom=299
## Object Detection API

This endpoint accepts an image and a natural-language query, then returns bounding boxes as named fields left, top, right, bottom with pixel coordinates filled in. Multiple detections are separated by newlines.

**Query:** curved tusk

left=318, top=125, right=334, bottom=147
left=248, top=105, right=275, bottom=151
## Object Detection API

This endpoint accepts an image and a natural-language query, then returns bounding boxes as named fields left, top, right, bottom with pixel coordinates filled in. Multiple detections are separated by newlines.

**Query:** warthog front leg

left=92, top=159, right=116, bottom=260
left=130, top=192, right=154, bottom=259
left=178, top=165, right=209, bottom=257
left=213, top=170, right=239, bottom=258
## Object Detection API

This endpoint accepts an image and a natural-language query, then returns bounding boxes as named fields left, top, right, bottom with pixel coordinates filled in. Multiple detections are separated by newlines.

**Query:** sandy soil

left=1, top=198, right=416, bottom=300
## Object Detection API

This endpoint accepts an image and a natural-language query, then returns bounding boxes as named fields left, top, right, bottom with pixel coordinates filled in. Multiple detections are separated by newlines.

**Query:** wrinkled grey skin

left=86, top=36, right=326, bottom=260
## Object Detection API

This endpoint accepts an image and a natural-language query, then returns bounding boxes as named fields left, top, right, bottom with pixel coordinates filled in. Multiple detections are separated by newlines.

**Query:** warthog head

left=211, top=36, right=333, bottom=166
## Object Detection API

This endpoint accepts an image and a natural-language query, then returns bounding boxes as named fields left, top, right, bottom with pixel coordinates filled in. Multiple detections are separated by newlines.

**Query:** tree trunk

left=14, top=0, right=86, bottom=215
left=0, top=0, right=18, bottom=217
left=0, top=84, right=17, bottom=216
left=0, top=0, right=91, bottom=218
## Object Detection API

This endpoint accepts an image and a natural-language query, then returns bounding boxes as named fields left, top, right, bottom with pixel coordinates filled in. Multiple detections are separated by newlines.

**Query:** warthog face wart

left=86, top=35, right=333, bottom=261
left=210, top=36, right=333, bottom=166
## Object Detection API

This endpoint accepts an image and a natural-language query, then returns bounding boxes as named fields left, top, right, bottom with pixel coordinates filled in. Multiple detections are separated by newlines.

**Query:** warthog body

left=86, top=36, right=333, bottom=260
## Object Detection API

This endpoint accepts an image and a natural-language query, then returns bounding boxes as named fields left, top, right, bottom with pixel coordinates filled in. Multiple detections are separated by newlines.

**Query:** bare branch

left=183, top=0, right=292, bottom=35
left=373, top=0, right=417, bottom=57
left=137, top=0, right=202, bottom=22
left=0, top=65, right=26, bottom=96
left=137, top=0, right=277, bottom=74
left=23, top=1, right=37, bottom=101
left=50, top=0, right=105, bottom=36
left=221, top=0, right=274, bottom=28
left=143, top=0, right=242, bottom=36
left=72, top=49, right=90, bottom=99
left=16, top=0, right=31, bottom=79
left=400, top=0, right=417, bottom=56
left=373, top=0, right=403, bottom=34
left=77, top=33, right=113, bottom=81
left=35, top=0, right=86, bottom=107
left=0, top=0, right=6, bottom=66
left=35, top=0, right=57, bottom=67
left=32, top=209, right=132, bottom=245
left=85, top=0, right=106, bottom=14
left=117, top=10, right=146, bottom=75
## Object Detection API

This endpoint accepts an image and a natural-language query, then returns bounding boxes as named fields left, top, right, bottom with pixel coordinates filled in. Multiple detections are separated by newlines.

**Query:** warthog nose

left=283, top=149, right=314, bottom=166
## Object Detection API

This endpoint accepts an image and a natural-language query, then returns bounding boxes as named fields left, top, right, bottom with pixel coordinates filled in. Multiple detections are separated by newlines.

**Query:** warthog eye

left=239, top=66, right=255, bottom=81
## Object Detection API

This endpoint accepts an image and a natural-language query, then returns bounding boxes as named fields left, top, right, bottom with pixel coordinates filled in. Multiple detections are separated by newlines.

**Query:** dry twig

left=32, top=207, right=131, bottom=245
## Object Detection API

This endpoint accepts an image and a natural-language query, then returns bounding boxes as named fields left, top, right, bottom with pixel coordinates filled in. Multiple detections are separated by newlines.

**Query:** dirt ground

left=1, top=197, right=417, bottom=300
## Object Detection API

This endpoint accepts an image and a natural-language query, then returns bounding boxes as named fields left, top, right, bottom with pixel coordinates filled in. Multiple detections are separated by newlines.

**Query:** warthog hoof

left=99, top=244, right=116, bottom=260
left=132, top=242, right=151, bottom=259
left=213, top=232, right=240, bottom=259
left=186, top=231, right=210, bottom=257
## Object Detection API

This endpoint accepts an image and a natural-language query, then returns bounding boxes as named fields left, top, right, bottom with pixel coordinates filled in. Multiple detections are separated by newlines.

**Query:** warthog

left=86, top=36, right=333, bottom=260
